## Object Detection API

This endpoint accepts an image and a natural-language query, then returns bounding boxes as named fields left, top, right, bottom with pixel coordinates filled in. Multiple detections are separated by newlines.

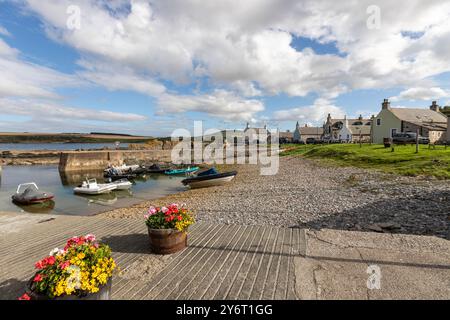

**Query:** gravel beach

left=102, top=156, right=450, bottom=239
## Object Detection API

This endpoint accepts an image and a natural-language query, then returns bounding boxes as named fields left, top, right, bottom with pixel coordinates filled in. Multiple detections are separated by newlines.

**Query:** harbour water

left=0, top=165, right=186, bottom=216
left=0, top=142, right=132, bottom=151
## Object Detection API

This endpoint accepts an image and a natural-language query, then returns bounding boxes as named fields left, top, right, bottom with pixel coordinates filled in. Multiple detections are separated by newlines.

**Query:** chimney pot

left=430, top=101, right=439, bottom=112
left=382, top=99, right=391, bottom=110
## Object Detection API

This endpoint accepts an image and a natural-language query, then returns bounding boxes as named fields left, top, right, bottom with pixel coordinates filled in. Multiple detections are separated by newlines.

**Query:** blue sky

left=0, top=1, right=449, bottom=136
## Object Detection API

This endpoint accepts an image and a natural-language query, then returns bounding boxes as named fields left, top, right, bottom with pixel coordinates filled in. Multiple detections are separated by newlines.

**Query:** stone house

left=323, top=114, right=372, bottom=142
left=371, top=99, right=448, bottom=144
left=293, top=122, right=324, bottom=142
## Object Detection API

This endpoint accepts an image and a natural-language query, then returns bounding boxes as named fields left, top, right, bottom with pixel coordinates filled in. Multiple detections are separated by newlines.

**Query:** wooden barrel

left=147, top=228, right=187, bottom=254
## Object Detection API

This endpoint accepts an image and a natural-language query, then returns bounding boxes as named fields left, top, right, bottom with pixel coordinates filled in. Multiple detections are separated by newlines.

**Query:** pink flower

left=85, top=234, right=96, bottom=242
left=18, top=293, right=31, bottom=300
left=33, top=274, right=43, bottom=282
left=149, top=207, right=157, bottom=214
left=144, top=213, right=150, bottom=219
left=161, top=207, right=168, bottom=213
left=60, top=261, right=70, bottom=270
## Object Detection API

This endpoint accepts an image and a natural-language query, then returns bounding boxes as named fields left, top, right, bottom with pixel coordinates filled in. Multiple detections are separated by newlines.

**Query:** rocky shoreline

left=0, top=150, right=61, bottom=166
left=102, top=156, right=450, bottom=239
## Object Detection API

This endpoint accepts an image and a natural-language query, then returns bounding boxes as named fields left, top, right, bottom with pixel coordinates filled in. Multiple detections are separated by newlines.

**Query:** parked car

left=306, top=138, right=323, bottom=144
left=392, top=132, right=429, bottom=144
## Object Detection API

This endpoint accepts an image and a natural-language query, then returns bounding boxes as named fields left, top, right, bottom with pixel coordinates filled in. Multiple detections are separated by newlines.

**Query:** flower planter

left=27, top=278, right=112, bottom=300
left=147, top=227, right=187, bottom=254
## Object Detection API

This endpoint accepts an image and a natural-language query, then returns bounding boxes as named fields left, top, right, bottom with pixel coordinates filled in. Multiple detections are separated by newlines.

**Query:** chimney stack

left=430, top=101, right=439, bottom=112
left=382, top=99, right=391, bottom=110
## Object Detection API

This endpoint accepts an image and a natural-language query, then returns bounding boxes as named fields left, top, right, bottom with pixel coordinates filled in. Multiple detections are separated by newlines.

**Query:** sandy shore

left=102, top=156, right=450, bottom=238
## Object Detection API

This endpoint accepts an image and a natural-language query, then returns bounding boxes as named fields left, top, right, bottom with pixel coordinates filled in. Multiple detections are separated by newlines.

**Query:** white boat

left=73, top=178, right=117, bottom=195
left=104, top=164, right=140, bottom=174
left=111, top=179, right=133, bottom=190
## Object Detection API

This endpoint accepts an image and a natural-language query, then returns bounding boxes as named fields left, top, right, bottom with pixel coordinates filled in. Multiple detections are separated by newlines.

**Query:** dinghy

left=73, top=178, right=117, bottom=195
left=104, top=170, right=137, bottom=181
left=164, top=166, right=200, bottom=175
left=12, top=183, right=55, bottom=205
left=145, top=164, right=171, bottom=174
left=110, top=178, right=133, bottom=190
left=181, top=168, right=237, bottom=189
left=104, top=164, right=139, bottom=174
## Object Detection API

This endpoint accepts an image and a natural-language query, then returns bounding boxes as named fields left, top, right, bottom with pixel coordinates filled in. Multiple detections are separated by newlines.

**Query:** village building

left=293, top=122, right=324, bottom=142
left=244, top=123, right=271, bottom=144
left=371, top=99, right=448, bottom=144
left=278, top=130, right=293, bottom=144
left=323, top=114, right=372, bottom=142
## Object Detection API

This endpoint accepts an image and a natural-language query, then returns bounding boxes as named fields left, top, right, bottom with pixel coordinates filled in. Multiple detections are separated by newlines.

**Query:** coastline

left=101, top=156, right=450, bottom=239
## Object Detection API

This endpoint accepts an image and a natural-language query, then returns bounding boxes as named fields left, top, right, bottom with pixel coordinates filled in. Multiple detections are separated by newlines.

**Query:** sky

left=0, top=0, right=450, bottom=137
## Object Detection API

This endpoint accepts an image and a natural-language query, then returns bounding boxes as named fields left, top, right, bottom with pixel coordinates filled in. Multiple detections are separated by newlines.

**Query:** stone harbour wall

left=58, top=150, right=173, bottom=172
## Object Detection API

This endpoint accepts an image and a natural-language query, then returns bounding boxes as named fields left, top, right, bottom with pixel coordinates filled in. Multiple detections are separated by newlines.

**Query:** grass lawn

left=280, top=143, right=450, bottom=179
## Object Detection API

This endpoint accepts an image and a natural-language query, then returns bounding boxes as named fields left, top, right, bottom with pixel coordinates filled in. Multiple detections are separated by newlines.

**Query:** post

left=415, top=128, right=419, bottom=153
left=359, top=129, right=362, bottom=148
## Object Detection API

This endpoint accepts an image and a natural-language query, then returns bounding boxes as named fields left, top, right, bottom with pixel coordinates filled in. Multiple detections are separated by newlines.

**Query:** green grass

left=280, top=143, right=450, bottom=179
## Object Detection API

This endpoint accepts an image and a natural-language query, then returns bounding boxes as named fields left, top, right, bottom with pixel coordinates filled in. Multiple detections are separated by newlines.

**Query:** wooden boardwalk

left=0, top=215, right=305, bottom=300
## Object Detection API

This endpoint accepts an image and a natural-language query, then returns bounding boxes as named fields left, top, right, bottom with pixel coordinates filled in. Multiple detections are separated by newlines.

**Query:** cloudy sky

left=0, top=0, right=449, bottom=136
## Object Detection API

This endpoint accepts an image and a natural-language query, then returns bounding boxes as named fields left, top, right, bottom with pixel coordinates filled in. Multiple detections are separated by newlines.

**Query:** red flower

left=35, top=260, right=44, bottom=269
left=33, top=274, right=43, bottom=282
left=178, top=215, right=182, bottom=221
left=47, top=256, right=56, bottom=265
left=60, top=261, right=70, bottom=270
left=165, top=217, right=170, bottom=222
left=18, top=293, right=31, bottom=300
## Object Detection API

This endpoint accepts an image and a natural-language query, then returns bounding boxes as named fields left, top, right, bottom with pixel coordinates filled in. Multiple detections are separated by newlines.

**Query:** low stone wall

left=59, top=150, right=173, bottom=172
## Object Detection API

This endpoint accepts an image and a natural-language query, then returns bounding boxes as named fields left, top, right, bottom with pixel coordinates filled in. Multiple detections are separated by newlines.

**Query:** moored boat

left=12, top=183, right=55, bottom=205
left=110, top=179, right=133, bottom=190
left=145, top=164, right=171, bottom=174
left=181, top=168, right=237, bottom=189
left=73, top=178, right=117, bottom=195
left=164, top=166, right=200, bottom=176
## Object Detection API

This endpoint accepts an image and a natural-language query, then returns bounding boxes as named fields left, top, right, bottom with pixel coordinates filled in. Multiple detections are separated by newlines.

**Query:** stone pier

left=58, top=150, right=173, bottom=172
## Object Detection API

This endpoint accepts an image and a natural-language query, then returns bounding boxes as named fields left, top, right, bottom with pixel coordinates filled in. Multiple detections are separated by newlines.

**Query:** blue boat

left=164, top=166, right=200, bottom=175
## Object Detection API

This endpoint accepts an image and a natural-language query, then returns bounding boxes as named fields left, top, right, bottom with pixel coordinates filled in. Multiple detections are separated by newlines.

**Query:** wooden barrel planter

left=27, top=278, right=112, bottom=300
left=147, top=227, right=187, bottom=254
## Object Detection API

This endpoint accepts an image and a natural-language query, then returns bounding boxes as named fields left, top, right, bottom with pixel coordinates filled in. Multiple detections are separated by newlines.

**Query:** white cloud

left=77, top=59, right=166, bottom=96
left=0, top=25, right=11, bottom=37
left=156, top=90, right=264, bottom=122
left=390, top=87, right=450, bottom=102
left=0, top=98, right=147, bottom=122
left=23, top=0, right=450, bottom=99
left=3, top=0, right=447, bottom=126
left=273, top=98, right=345, bottom=124
left=0, top=38, right=78, bottom=99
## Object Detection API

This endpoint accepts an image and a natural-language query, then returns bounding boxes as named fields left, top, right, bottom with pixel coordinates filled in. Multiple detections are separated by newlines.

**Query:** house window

left=376, top=119, right=381, bottom=126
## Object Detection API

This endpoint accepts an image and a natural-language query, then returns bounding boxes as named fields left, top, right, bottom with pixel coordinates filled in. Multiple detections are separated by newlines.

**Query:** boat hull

left=182, top=172, right=237, bottom=189
left=73, top=185, right=117, bottom=195
left=12, top=195, right=55, bottom=205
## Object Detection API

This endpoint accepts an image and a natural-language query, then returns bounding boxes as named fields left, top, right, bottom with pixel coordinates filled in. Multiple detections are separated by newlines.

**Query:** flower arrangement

left=19, top=234, right=116, bottom=300
left=145, top=203, right=195, bottom=232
